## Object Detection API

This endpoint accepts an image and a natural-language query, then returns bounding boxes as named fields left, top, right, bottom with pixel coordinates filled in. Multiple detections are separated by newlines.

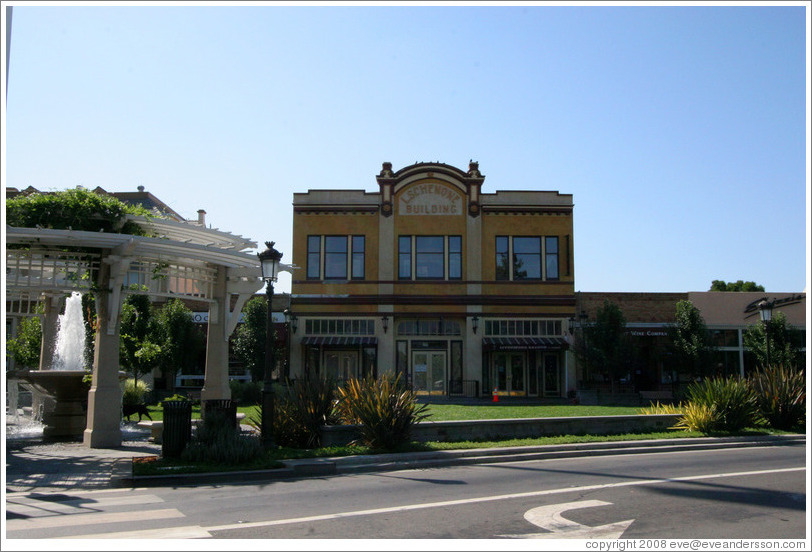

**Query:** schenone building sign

left=288, top=161, right=577, bottom=398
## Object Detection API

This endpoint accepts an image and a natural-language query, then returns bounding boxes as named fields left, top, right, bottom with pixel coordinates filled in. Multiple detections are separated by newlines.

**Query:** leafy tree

left=574, top=300, right=630, bottom=393
left=669, top=300, right=716, bottom=380
left=710, top=280, right=765, bottom=292
left=119, top=294, right=161, bottom=388
left=232, top=296, right=270, bottom=382
left=742, top=311, right=804, bottom=369
left=7, top=315, right=43, bottom=369
left=152, top=299, right=205, bottom=389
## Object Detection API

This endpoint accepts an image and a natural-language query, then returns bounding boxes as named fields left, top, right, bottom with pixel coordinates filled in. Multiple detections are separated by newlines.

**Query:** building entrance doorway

left=492, top=353, right=525, bottom=396
left=324, top=350, right=359, bottom=381
left=542, top=353, right=560, bottom=396
left=412, top=350, right=446, bottom=394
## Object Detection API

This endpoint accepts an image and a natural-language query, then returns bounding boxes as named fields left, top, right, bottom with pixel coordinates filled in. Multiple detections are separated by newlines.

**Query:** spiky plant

left=749, top=364, right=805, bottom=431
left=681, top=376, right=761, bottom=432
left=335, top=374, right=431, bottom=450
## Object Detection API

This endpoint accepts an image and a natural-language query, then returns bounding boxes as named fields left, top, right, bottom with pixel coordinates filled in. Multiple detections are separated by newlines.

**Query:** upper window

left=307, top=236, right=321, bottom=280
left=495, top=235, right=560, bottom=281
left=545, top=236, right=559, bottom=280
left=352, top=236, right=365, bottom=279
left=399, top=236, right=462, bottom=280
left=513, top=237, right=541, bottom=280
left=324, top=236, right=348, bottom=279
left=415, top=236, right=444, bottom=279
left=307, top=235, right=365, bottom=280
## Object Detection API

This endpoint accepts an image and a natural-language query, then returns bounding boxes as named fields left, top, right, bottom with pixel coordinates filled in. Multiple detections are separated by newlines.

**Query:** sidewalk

left=5, top=418, right=805, bottom=493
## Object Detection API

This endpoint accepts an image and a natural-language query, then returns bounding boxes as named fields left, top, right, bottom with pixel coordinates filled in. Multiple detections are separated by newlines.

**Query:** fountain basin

left=9, top=370, right=90, bottom=440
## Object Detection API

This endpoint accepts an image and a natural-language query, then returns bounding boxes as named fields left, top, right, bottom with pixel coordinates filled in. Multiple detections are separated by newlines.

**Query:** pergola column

left=83, top=260, right=123, bottom=448
left=38, top=294, right=63, bottom=371
left=201, top=266, right=230, bottom=403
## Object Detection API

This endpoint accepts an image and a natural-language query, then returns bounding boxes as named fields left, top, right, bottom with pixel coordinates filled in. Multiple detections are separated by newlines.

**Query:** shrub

left=122, top=378, right=151, bottom=407
left=271, top=377, right=341, bottom=448
left=673, top=402, right=721, bottom=433
left=229, top=380, right=263, bottom=405
left=335, top=374, right=431, bottom=450
left=638, top=401, right=682, bottom=415
left=181, top=409, right=263, bottom=465
left=160, top=393, right=198, bottom=406
left=749, top=365, right=806, bottom=430
left=680, top=376, right=760, bottom=432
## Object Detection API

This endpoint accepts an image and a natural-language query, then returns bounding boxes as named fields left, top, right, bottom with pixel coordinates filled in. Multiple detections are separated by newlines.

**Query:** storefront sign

left=398, top=182, right=463, bottom=215
left=743, top=294, right=805, bottom=316
left=627, top=329, right=668, bottom=337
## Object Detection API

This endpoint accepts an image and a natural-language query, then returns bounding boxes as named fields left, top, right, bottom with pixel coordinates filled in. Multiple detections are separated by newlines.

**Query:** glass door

left=324, top=351, right=359, bottom=383
left=412, top=351, right=446, bottom=395
left=492, top=353, right=526, bottom=396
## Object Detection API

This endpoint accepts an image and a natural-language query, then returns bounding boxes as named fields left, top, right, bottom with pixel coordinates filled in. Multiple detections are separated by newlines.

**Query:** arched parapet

left=376, top=160, right=485, bottom=217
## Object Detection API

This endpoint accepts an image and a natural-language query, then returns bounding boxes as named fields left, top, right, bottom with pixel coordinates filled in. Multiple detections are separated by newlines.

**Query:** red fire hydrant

left=492, top=387, right=499, bottom=403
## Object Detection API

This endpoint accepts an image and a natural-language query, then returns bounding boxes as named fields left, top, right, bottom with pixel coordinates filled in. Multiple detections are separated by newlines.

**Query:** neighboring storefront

left=574, top=291, right=807, bottom=395
left=288, top=161, right=577, bottom=398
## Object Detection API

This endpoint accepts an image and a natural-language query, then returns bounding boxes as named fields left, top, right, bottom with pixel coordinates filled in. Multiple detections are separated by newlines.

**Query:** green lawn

left=139, top=403, right=645, bottom=423
left=420, top=404, right=645, bottom=420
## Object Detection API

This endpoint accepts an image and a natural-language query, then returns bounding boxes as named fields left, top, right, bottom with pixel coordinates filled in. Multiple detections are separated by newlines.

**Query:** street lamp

left=758, top=299, right=773, bottom=368
left=258, top=241, right=283, bottom=448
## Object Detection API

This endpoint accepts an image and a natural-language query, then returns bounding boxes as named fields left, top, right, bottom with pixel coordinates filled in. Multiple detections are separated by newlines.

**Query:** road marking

left=5, top=508, right=185, bottom=531
left=65, top=526, right=214, bottom=539
left=7, top=494, right=165, bottom=517
left=499, top=500, right=635, bottom=538
left=5, top=487, right=151, bottom=499
left=203, top=466, right=805, bottom=534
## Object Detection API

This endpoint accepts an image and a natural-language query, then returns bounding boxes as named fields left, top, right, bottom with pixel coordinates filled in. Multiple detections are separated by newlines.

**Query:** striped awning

left=300, top=336, right=378, bottom=346
left=482, top=337, right=569, bottom=351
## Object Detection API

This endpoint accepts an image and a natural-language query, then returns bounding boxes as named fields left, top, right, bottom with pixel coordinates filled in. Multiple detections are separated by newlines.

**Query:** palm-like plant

left=336, top=374, right=431, bottom=450
left=749, top=364, right=805, bottom=430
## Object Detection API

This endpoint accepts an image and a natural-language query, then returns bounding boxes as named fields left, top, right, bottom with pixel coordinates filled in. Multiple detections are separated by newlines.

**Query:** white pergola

left=6, top=215, right=266, bottom=448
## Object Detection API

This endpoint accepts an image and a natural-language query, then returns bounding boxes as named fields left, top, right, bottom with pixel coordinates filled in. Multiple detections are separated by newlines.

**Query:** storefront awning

left=300, top=336, right=378, bottom=346
left=482, top=337, right=569, bottom=351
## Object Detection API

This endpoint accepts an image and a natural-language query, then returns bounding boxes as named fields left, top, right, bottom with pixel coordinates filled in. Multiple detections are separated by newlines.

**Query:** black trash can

left=162, top=400, right=192, bottom=458
left=203, top=399, right=237, bottom=429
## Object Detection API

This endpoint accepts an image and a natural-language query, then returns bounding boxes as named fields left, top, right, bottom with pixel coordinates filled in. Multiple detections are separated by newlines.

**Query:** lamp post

left=258, top=241, right=283, bottom=448
left=758, top=299, right=773, bottom=368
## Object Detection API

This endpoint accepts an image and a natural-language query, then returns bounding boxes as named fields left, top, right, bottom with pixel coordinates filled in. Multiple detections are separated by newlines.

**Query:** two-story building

left=288, top=161, right=577, bottom=398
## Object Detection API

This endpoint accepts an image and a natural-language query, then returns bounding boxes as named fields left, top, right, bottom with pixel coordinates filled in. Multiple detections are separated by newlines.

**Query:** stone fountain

left=10, top=291, right=91, bottom=440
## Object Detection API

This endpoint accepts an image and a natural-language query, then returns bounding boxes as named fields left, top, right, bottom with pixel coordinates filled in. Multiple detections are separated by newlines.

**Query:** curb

left=117, top=434, right=805, bottom=488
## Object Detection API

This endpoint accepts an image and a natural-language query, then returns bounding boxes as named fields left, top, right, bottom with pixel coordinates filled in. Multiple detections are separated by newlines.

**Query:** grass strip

left=132, top=427, right=785, bottom=477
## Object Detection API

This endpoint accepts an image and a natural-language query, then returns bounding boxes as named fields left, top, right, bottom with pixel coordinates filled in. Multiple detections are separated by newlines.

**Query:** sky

left=2, top=1, right=809, bottom=296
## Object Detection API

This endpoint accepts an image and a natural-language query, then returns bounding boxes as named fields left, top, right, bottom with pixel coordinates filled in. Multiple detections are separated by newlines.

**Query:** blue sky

left=3, top=2, right=809, bottom=295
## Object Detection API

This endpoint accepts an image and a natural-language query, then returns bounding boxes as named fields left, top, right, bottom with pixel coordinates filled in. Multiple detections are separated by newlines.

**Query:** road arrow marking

left=500, top=499, right=634, bottom=539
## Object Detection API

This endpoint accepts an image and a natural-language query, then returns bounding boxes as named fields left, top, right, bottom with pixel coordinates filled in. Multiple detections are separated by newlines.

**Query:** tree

left=7, top=315, right=43, bottom=369
left=669, top=300, right=715, bottom=380
left=152, top=299, right=205, bottom=389
left=574, top=300, right=630, bottom=393
left=232, top=296, right=269, bottom=382
left=743, top=311, right=804, bottom=369
left=119, top=294, right=161, bottom=388
left=710, top=280, right=765, bottom=292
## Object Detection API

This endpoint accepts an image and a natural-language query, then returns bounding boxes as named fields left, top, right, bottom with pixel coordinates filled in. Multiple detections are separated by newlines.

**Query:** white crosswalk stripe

left=5, top=492, right=193, bottom=538
left=6, top=508, right=185, bottom=531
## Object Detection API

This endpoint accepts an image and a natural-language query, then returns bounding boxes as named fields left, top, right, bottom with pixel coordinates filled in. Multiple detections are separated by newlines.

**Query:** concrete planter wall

left=320, top=414, right=682, bottom=447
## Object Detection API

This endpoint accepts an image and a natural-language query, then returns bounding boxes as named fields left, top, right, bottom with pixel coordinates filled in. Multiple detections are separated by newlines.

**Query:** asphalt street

left=5, top=441, right=807, bottom=543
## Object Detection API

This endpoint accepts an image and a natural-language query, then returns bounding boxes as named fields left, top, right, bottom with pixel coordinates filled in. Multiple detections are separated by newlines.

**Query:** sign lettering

left=398, top=182, right=463, bottom=216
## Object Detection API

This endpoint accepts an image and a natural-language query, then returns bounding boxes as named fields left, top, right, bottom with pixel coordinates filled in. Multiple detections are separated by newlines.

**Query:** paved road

left=5, top=443, right=806, bottom=541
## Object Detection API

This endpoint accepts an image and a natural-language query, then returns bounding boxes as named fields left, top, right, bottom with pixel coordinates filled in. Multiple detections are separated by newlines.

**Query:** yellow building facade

left=289, top=161, right=576, bottom=398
